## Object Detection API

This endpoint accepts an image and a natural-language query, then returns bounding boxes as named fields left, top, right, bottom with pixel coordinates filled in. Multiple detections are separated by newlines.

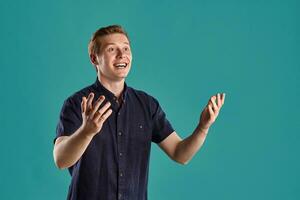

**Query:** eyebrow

left=105, top=42, right=130, bottom=46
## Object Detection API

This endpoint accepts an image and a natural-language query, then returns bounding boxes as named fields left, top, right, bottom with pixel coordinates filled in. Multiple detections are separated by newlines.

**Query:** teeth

left=114, top=63, right=127, bottom=68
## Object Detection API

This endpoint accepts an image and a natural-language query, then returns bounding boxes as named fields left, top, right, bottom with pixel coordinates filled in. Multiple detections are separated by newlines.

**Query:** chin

left=113, top=75, right=127, bottom=81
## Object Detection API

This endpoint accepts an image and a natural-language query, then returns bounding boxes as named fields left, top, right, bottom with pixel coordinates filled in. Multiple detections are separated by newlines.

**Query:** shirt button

left=119, top=152, right=123, bottom=156
left=118, top=131, right=122, bottom=136
left=120, top=172, right=123, bottom=177
left=118, top=193, right=122, bottom=199
left=118, top=112, right=121, bottom=116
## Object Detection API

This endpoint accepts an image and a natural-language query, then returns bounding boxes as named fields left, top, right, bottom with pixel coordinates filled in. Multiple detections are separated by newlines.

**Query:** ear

left=89, top=54, right=98, bottom=65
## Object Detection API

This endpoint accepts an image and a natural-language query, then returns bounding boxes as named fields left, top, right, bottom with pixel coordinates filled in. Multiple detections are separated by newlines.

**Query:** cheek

left=102, top=54, right=113, bottom=65
left=127, top=53, right=132, bottom=61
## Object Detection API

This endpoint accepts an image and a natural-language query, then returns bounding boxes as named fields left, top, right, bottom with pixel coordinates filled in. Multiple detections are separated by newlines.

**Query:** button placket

left=116, top=100, right=127, bottom=197
left=117, top=118, right=125, bottom=195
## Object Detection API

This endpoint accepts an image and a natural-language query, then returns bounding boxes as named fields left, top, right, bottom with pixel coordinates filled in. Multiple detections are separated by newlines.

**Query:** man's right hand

left=80, top=92, right=112, bottom=138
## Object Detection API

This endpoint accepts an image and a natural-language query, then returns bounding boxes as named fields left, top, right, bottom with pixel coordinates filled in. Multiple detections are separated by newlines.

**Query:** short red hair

left=88, top=25, right=130, bottom=56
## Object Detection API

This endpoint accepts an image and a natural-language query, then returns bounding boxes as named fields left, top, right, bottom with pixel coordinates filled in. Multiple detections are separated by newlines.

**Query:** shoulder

left=127, top=86, right=161, bottom=113
left=127, top=86, right=158, bottom=103
left=63, top=83, right=95, bottom=107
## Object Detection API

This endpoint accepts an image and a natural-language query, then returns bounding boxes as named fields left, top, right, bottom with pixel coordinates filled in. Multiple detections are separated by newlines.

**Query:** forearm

left=174, top=125, right=209, bottom=165
left=53, top=126, right=94, bottom=169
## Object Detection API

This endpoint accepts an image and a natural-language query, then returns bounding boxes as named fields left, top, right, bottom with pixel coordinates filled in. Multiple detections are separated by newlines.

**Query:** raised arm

left=158, top=93, right=225, bottom=165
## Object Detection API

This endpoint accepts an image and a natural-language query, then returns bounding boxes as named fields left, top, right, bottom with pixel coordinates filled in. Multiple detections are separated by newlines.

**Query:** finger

left=217, top=93, right=222, bottom=107
left=81, top=96, right=87, bottom=113
left=221, top=93, right=226, bottom=105
left=208, top=104, right=214, bottom=117
left=94, top=101, right=111, bottom=120
left=97, top=109, right=113, bottom=124
left=87, top=92, right=94, bottom=112
left=90, top=95, right=105, bottom=118
left=210, top=96, right=218, bottom=112
left=207, top=101, right=214, bottom=114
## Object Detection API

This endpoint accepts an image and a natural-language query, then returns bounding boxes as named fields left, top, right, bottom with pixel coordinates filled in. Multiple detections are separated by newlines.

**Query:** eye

left=124, top=47, right=130, bottom=51
left=107, top=47, right=114, bottom=52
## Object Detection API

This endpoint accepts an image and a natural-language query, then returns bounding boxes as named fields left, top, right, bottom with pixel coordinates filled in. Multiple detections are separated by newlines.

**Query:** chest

left=85, top=99, right=153, bottom=159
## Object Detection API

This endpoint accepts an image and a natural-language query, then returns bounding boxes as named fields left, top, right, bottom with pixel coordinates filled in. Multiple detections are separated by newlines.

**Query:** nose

left=116, top=48, right=125, bottom=59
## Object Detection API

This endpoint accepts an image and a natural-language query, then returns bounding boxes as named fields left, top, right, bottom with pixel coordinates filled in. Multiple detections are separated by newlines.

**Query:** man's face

left=94, top=33, right=132, bottom=82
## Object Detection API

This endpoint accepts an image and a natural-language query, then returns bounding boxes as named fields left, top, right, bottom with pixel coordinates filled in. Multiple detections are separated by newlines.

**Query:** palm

left=199, top=93, right=225, bottom=130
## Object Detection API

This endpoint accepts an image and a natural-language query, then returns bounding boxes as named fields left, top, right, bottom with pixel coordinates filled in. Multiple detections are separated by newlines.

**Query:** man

left=53, top=25, right=225, bottom=200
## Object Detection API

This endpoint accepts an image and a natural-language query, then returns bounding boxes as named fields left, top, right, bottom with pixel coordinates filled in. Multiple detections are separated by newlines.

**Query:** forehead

left=98, top=33, right=130, bottom=46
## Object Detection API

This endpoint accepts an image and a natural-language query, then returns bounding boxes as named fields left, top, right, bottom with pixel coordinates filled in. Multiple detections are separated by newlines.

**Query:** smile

left=113, top=63, right=128, bottom=68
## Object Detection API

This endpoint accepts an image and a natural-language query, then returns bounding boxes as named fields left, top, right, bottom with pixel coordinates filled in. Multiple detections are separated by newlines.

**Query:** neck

left=98, top=75, right=125, bottom=99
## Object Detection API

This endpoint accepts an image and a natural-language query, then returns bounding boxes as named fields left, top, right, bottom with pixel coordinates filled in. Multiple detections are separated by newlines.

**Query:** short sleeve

left=150, top=97, right=174, bottom=143
left=54, top=97, right=82, bottom=144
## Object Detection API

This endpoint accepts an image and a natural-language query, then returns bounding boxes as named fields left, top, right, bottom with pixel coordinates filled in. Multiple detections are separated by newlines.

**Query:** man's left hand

left=199, top=93, right=226, bottom=131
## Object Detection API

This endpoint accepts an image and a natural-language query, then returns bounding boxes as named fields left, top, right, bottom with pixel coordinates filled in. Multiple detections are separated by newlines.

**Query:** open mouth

left=113, top=63, right=128, bottom=69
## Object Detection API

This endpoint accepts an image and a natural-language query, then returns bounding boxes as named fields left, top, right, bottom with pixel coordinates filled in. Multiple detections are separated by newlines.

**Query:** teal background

left=0, top=0, right=299, bottom=199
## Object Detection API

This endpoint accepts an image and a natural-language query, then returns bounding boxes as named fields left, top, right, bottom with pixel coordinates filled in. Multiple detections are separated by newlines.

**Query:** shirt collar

left=93, top=77, right=128, bottom=103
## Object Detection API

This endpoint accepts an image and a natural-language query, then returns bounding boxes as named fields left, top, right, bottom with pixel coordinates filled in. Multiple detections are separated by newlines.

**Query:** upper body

left=55, top=77, right=175, bottom=200
left=53, top=25, right=226, bottom=200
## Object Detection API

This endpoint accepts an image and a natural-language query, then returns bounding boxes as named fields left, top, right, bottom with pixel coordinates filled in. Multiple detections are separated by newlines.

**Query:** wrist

left=78, top=125, right=95, bottom=140
left=197, top=123, right=209, bottom=135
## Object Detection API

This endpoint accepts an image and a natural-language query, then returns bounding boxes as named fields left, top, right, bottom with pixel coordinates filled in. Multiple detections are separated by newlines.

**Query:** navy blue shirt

left=55, top=78, right=174, bottom=200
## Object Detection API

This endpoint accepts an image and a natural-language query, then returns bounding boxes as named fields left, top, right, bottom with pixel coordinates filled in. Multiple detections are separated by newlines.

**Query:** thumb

left=81, top=97, right=87, bottom=113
